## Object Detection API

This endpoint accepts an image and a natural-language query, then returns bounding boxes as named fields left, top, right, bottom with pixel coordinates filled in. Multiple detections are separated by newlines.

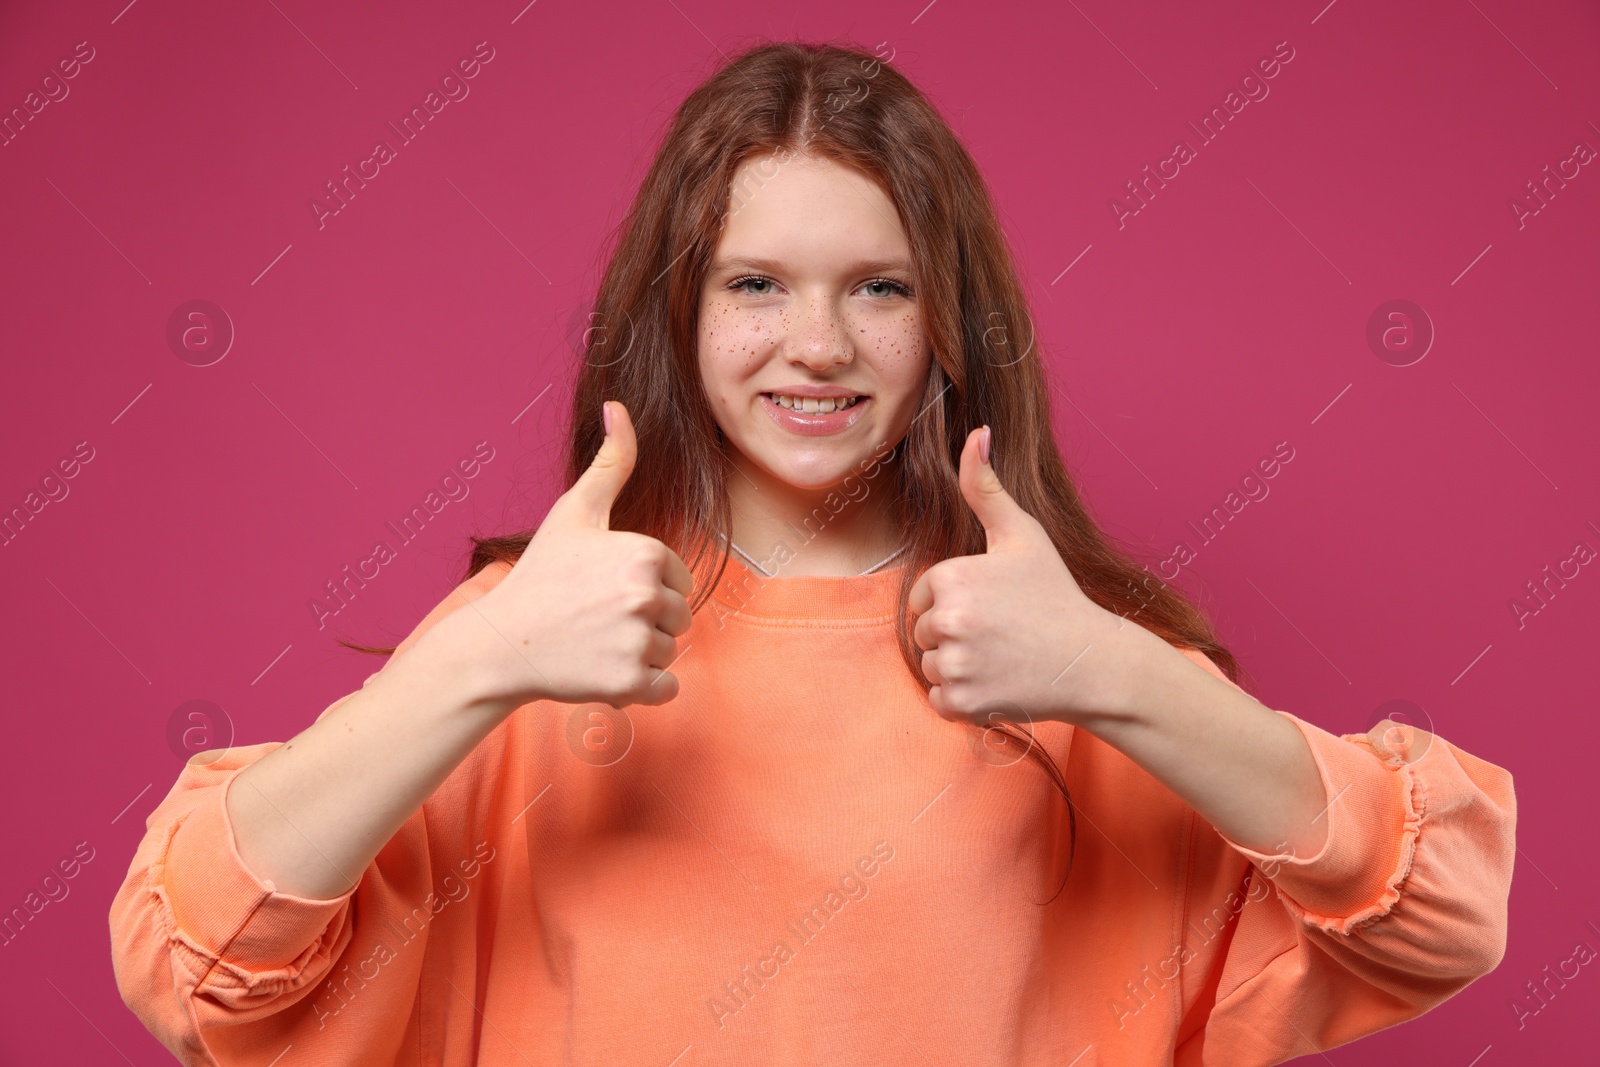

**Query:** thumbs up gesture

left=454, top=401, right=695, bottom=711
left=909, top=426, right=1125, bottom=725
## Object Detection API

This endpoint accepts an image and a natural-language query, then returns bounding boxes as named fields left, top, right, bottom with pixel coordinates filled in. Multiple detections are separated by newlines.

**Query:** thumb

left=959, top=425, right=1033, bottom=553
left=552, top=400, right=637, bottom=530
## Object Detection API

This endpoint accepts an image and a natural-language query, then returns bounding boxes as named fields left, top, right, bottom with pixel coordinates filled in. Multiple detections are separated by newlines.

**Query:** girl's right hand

left=435, top=400, right=696, bottom=711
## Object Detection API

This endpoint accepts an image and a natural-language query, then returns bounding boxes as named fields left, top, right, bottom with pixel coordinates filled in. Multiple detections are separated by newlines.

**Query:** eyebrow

left=709, top=255, right=914, bottom=276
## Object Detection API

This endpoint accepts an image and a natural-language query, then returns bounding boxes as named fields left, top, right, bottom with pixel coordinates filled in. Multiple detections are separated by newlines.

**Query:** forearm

left=227, top=617, right=520, bottom=900
left=1071, top=622, right=1330, bottom=859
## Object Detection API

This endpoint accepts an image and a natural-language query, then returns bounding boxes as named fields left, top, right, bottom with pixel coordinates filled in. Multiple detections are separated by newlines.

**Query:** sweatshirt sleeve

left=108, top=566, right=510, bottom=1065
left=1171, top=650, right=1517, bottom=1065
left=106, top=688, right=431, bottom=1066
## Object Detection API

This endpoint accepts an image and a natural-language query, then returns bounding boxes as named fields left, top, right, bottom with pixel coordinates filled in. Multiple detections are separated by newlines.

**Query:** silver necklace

left=719, top=531, right=907, bottom=578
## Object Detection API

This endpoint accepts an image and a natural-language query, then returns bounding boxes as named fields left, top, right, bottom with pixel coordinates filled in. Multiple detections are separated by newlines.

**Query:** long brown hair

left=343, top=39, right=1242, bottom=905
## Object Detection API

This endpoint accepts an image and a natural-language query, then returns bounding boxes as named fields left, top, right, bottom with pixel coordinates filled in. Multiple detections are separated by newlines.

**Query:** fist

left=909, top=426, right=1124, bottom=725
left=450, top=401, right=695, bottom=710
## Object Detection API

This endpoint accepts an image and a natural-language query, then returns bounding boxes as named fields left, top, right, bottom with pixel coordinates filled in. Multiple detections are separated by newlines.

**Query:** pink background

left=2, top=0, right=1596, bottom=1061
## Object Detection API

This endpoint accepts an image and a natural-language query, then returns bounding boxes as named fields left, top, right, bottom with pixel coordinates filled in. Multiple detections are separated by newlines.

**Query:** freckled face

left=697, top=151, right=931, bottom=492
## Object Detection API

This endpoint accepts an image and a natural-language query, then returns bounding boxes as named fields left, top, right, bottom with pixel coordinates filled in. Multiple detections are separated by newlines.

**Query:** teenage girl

left=111, top=41, right=1515, bottom=1067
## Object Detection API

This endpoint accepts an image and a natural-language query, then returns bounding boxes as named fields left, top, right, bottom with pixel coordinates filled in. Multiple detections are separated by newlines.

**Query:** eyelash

left=725, top=274, right=916, bottom=300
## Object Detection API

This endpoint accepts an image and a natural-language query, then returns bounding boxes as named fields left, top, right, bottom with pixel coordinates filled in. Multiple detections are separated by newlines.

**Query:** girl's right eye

left=728, top=274, right=775, bottom=296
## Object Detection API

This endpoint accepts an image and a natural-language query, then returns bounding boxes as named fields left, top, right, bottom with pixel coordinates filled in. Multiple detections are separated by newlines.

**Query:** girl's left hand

left=909, top=426, right=1139, bottom=726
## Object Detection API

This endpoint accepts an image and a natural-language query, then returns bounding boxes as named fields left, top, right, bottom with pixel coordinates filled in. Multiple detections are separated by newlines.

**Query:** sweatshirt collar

left=701, top=550, right=912, bottom=624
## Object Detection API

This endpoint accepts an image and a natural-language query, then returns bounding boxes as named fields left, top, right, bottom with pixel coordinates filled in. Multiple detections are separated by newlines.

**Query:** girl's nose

left=787, top=297, right=853, bottom=369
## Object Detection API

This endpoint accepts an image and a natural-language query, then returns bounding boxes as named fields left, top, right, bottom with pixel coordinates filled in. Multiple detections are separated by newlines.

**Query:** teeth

left=769, top=394, right=860, bottom=413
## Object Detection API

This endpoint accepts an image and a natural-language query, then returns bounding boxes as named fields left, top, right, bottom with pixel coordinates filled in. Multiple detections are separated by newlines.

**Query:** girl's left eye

left=726, top=275, right=915, bottom=300
left=861, top=278, right=914, bottom=299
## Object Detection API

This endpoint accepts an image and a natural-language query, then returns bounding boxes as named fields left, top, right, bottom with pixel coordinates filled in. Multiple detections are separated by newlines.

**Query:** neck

left=724, top=449, right=903, bottom=578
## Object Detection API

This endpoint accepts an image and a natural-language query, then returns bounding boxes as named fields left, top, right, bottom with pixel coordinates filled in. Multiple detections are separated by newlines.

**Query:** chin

left=750, top=449, right=862, bottom=493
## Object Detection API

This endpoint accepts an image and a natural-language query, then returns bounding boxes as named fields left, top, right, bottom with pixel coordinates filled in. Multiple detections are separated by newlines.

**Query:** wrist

left=1055, top=607, right=1168, bottom=729
left=398, top=610, right=535, bottom=718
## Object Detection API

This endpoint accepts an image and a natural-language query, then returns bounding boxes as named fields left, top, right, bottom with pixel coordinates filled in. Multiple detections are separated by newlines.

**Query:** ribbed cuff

left=1216, top=711, right=1422, bottom=936
left=160, top=767, right=356, bottom=972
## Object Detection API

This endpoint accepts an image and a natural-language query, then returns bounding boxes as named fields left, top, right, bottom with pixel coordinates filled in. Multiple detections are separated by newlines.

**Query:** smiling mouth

left=762, top=392, right=866, bottom=414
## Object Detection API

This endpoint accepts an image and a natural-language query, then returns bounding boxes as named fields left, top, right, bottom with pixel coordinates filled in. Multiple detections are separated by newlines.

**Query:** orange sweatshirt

left=110, top=554, right=1516, bottom=1066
